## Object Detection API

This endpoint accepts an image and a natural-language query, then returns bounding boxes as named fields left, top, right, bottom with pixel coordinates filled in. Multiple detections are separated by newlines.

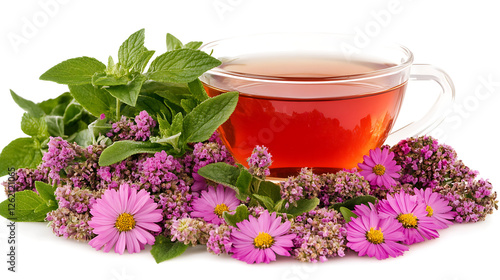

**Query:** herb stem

left=116, top=99, right=121, bottom=120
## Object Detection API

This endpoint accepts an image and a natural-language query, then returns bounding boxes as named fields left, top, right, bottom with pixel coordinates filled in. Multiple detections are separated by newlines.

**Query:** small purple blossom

left=106, top=110, right=156, bottom=142
left=247, top=145, right=272, bottom=178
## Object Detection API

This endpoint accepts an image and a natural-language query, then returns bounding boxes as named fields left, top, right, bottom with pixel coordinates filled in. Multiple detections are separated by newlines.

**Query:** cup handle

left=385, top=64, right=455, bottom=145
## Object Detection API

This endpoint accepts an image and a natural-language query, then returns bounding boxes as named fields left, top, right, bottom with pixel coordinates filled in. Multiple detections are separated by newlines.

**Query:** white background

left=0, top=1, right=499, bottom=280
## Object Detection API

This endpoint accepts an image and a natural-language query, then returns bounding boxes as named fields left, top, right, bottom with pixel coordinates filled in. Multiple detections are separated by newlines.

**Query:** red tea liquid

left=204, top=55, right=406, bottom=178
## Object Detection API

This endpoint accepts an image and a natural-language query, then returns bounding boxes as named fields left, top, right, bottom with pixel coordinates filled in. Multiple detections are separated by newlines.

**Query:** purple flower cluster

left=290, top=208, right=346, bottom=262
left=46, top=185, right=105, bottom=241
left=106, top=110, right=156, bottom=141
left=391, top=136, right=478, bottom=188
left=40, top=137, right=83, bottom=184
left=3, top=168, right=47, bottom=195
left=319, top=169, right=371, bottom=207
left=280, top=168, right=322, bottom=207
left=190, top=141, right=235, bottom=174
left=438, top=179, right=498, bottom=223
left=206, top=224, right=233, bottom=255
left=170, top=217, right=214, bottom=246
left=247, top=145, right=272, bottom=178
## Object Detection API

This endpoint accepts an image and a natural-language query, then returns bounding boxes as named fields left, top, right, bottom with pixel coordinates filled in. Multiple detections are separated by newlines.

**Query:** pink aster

left=191, top=185, right=240, bottom=225
left=230, top=210, right=296, bottom=264
left=88, top=183, right=163, bottom=254
left=358, top=147, right=401, bottom=188
left=378, top=191, right=441, bottom=245
left=346, top=203, right=408, bottom=260
left=413, top=187, right=456, bottom=229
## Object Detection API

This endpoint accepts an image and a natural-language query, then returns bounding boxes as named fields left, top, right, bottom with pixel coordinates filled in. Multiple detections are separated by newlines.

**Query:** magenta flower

left=191, top=185, right=240, bottom=225
left=378, top=191, right=441, bottom=245
left=358, top=147, right=401, bottom=188
left=413, top=188, right=456, bottom=229
left=230, top=211, right=296, bottom=264
left=88, top=184, right=163, bottom=254
left=346, top=203, right=408, bottom=260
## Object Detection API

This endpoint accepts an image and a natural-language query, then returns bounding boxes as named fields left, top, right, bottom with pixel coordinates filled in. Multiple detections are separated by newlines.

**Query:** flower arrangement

left=0, top=30, right=497, bottom=265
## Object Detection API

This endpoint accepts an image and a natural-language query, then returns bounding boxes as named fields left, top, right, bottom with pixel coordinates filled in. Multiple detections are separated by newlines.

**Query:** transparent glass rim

left=200, top=32, right=415, bottom=84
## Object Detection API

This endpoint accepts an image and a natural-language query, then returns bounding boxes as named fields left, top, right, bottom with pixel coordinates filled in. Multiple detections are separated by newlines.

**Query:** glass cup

left=200, top=33, right=454, bottom=179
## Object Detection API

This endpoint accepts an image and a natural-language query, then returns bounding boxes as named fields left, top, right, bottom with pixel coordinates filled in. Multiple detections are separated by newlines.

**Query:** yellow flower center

left=254, top=232, right=274, bottom=249
left=115, top=213, right=136, bottom=232
left=397, top=213, right=418, bottom=228
left=366, top=227, right=384, bottom=244
left=214, top=203, right=230, bottom=217
left=373, top=164, right=386, bottom=176
left=426, top=205, right=434, bottom=217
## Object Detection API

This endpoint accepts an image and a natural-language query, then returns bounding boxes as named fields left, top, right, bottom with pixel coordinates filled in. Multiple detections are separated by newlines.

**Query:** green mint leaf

left=339, top=207, right=358, bottom=223
left=184, top=41, right=203, bottom=50
left=166, top=33, right=184, bottom=51
left=168, top=112, right=184, bottom=136
left=91, top=72, right=130, bottom=86
left=274, top=199, right=286, bottom=212
left=151, top=235, right=189, bottom=264
left=284, top=198, right=320, bottom=217
left=37, top=92, right=73, bottom=115
left=105, top=75, right=146, bottom=106
left=147, top=49, right=221, bottom=83
left=256, top=181, right=282, bottom=203
left=180, top=98, right=198, bottom=114
left=40, top=56, right=106, bottom=85
left=0, top=138, right=42, bottom=177
left=10, top=90, right=45, bottom=118
left=0, top=190, right=57, bottom=222
left=252, top=194, right=275, bottom=211
left=88, top=118, right=112, bottom=138
left=98, top=140, right=165, bottom=166
left=72, top=128, right=94, bottom=147
left=331, top=195, right=378, bottom=211
left=21, top=113, right=49, bottom=138
left=118, top=29, right=147, bottom=69
left=150, top=133, right=182, bottom=150
left=235, top=168, right=252, bottom=200
left=223, top=204, right=249, bottom=227
left=134, top=95, right=171, bottom=121
left=35, top=181, right=56, bottom=202
left=45, top=115, right=65, bottom=137
left=133, top=50, right=155, bottom=73
left=197, top=162, right=241, bottom=189
left=182, top=91, right=238, bottom=143
left=62, top=101, right=84, bottom=125
left=188, top=78, right=209, bottom=102
left=68, top=84, right=116, bottom=118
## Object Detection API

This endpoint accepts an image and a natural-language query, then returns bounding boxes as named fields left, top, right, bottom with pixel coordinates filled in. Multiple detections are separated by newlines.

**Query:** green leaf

left=166, top=33, right=184, bottom=51
left=62, top=101, right=84, bottom=125
left=197, top=162, right=241, bottom=189
left=184, top=41, right=203, bottom=50
left=252, top=194, right=275, bottom=210
left=223, top=204, right=249, bottom=227
left=235, top=168, right=252, bottom=199
left=88, top=118, right=112, bottom=138
left=147, top=49, right=221, bottom=83
left=40, top=56, right=106, bottom=85
left=45, top=115, right=65, bottom=137
left=37, top=92, right=73, bottom=115
left=284, top=198, right=320, bottom=217
left=151, top=235, right=188, bottom=264
left=68, top=84, right=116, bottom=118
left=0, top=138, right=42, bottom=177
left=118, top=29, right=147, bottom=69
left=135, top=95, right=171, bottom=121
left=73, top=128, right=94, bottom=147
left=0, top=190, right=57, bottom=222
left=188, top=78, right=208, bottom=102
left=331, top=195, right=378, bottom=211
left=182, top=91, right=238, bottom=143
left=98, top=140, right=165, bottom=166
left=256, top=181, right=282, bottom=203
left=91, top=72, right=130, bottom=86
left=180, top=98, right=198, bottom=114
left=133, top=50, right=155, bottom=73
left=339, top=207, right=358, bottom=223
left=10, top=90, right=45, bottom=118
left=35, top=181, right=56, bottom=202
left=21, top=113, right=49, bottom=138
left=105, top=75, right=146, bottom=106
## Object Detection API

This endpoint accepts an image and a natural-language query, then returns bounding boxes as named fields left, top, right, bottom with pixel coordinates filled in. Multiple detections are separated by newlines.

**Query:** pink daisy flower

left=88, top=183, right=163, bottom=254
left=378, top=191, right=441, bottom=245
left=191, top=185, right=240, bottom=225
left=413, top=187, right=456, bottom=229
left=346, top=203, right=408, bottom=260
left=358, top=147, right=401, bottom=188
left=230, top=210, right=296, bottom=264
